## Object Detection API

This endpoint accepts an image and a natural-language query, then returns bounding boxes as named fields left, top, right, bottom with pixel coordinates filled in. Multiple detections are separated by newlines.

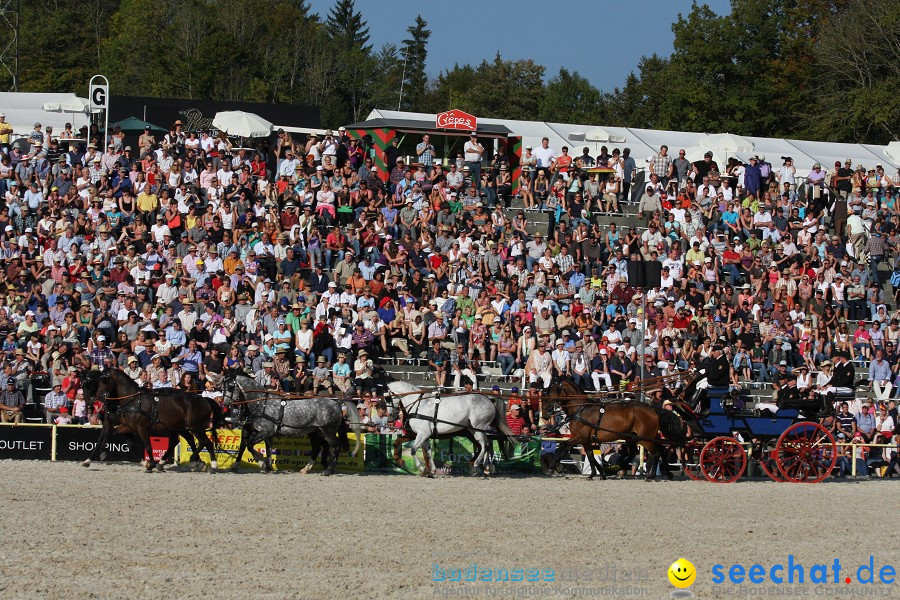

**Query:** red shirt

left=506, top=414, right=526, bottom=435
left=325, top=232, right=345, bottom=250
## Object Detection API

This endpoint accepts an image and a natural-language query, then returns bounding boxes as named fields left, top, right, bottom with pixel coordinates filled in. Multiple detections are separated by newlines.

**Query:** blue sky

left=306, top=0, right=733, bottom=91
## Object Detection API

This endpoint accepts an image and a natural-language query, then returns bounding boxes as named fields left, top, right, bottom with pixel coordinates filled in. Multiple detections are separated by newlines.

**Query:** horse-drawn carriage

left=678, top=387, right=838, bottom=484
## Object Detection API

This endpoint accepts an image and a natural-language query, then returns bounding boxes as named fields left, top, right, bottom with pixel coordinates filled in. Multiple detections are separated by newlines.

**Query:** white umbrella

left=42, top=96, right=98, bottom=114
left=584, top=127, right=625, bottom=144
left=698, top=132, right=754, bottom=153
left=212, top=111, right=273, bottom=138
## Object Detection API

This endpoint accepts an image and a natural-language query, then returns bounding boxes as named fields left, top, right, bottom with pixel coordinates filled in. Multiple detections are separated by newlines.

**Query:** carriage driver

left=683, top=345, right=730, bottom=413
left=704, top=345, right=731, bottom=388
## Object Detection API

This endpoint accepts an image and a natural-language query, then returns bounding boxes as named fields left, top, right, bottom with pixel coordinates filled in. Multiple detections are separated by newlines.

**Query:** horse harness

left=228, top=378, right=291, bottom=435
left=397, top=392, right=496, bottom=436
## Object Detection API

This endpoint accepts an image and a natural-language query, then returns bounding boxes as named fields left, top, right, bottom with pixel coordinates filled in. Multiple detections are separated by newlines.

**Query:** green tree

left=16, top=0, right=119, bottom=93
left=465, top=55, right=544, bottom=120
left=399, top=15, right=431, bottom=111
left=608, top=54, right=669, bottom=129
left=539, top=68, right=605, bottom=124
left=325, top=0, right=371, bottom=52
left=364, top=43, right=404, bottom=115
left=100, top=0, right=170, bottom=96
left=424, top=64, right=478, bottom=113
left=807, top=0, right=900, bottom=142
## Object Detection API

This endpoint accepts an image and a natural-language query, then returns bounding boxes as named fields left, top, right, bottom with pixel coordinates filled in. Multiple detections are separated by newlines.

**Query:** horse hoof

left=155, top=463, right=165, bottom=473
left=99, top=452, right=108, bottom=461
left=81, top=460, right=91, bottom=468
left=322, top=471, right=333, bottom=477
left=257, top=460, right=267, bottom=471
left=209, top=461, right=218, bottom=473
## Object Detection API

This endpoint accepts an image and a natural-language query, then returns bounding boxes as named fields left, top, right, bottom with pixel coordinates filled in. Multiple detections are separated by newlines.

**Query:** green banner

left=364, top=434, right=541, bottom=475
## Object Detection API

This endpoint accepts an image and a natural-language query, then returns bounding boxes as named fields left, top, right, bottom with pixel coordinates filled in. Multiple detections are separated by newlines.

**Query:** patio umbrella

left=212, top=111, right=273, bottom=138
left=42, top=96, right=97, bottom=114
left=584, top=127, right=626, bottom=144
left=698, top=132, right=754, bottom=153
left=109, top=116, right=166, bottom=132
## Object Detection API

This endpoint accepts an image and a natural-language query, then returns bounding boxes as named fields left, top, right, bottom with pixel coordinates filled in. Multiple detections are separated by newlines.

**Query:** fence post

left=51, top=424, right=56, bottom=461
left=850, top=443, right=856, bottom=477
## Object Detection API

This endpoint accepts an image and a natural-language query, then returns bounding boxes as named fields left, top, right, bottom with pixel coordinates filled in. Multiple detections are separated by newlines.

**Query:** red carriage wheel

left=775, top=422, right=837, bottom=483
left=682, top=439, right=704, bottom=481
left=699, top=436, right=746, bottom=483
left=755, top=439, right=784, bottom=482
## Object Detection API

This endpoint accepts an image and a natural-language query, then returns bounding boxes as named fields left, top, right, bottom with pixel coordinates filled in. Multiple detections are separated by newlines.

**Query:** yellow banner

left=179, top=429, right=364, bottom=473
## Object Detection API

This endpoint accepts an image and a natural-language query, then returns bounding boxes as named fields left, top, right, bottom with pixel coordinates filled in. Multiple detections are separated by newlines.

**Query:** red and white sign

left=436, top=109, right=477, bottom=132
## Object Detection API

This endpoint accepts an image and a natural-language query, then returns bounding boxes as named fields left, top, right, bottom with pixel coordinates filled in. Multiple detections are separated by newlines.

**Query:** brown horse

left=81, top=368, right=224, bottom=472
left=543, top=379, right=685, bottom=480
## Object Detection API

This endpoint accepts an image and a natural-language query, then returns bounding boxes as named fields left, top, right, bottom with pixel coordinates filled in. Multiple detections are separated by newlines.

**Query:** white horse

left=385, top=380, right=516, bottom=476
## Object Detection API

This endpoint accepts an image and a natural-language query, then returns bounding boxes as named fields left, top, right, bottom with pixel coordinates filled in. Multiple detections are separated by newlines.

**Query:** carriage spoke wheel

left=775, top=422, right=837, bottom=484
left=699, top=436, right=746, bottom=483
left=682, top=439, right=704, bottom=481
left=755, top=439, right=784, bottom=482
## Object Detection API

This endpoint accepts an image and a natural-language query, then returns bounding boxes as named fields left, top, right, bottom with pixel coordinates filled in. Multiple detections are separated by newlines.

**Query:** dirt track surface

left=0, top=461, right=897, bottom=599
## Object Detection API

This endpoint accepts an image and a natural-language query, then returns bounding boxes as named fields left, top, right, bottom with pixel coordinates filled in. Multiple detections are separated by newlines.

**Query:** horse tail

left=206, top=398, right=226, bottom=451
left=655, top=407, right=686, bottom=446
left=492, top=396, right=515, bottom=438
left=342, top=400, right=362, bottom=457
left=491, top=396, right=516, bottom=460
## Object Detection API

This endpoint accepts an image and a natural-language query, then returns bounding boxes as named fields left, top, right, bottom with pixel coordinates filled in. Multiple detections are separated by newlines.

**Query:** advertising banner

left=365, top=434, right=541, bottom=475
left=0, top=424, right=53, bottom=460
left=180, top=428, right=363, bottom=473
left=54, top=426, right=165, bottom=462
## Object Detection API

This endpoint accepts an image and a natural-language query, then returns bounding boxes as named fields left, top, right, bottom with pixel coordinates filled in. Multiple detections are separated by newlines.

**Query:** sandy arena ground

left=0, top=461, right=897, bottom=599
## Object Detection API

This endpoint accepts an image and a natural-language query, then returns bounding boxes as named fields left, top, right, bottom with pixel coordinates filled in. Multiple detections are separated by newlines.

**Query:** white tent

left=0, top=92, right=95, bottom=139
left=360, top=109, right=899, bottom=176
left=882, top=141, right=900, bottom=166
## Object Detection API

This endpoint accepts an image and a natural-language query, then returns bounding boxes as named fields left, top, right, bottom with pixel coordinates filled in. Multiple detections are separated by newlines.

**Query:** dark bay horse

left=81, top=368, right=224, bottom=472
left=543, top=379, right=686, bottom=480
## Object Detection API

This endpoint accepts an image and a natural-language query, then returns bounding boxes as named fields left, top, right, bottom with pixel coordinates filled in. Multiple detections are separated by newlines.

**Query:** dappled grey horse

left=384, top=379, right=515, bottom=476
left=223, top=373, right=361, bottom=475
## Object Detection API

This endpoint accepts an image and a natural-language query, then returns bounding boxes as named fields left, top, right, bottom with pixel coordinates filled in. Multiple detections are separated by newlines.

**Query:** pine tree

left=399, top=15, right=431, bottom=111
left=325, top=0, right=371, bottom=53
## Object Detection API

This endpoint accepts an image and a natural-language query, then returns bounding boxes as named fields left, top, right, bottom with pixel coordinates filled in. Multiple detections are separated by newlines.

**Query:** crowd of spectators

left=0, top=112, right=897, bottom=476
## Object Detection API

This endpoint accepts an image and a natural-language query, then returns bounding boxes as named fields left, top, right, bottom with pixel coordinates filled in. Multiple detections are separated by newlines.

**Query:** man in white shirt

left=277, top=149, right=301, bottom=178
left=532, top=137, right=557, bottom=180
left=463, top=133, right=484, bottom=187
left=662, top=252, right=684, bottom=280
left=157, top=274, right=178, bottom=305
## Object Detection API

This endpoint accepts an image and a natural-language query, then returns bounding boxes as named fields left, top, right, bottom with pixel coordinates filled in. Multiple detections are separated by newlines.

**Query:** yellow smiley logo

left=668, top=558, right=696, bottom=588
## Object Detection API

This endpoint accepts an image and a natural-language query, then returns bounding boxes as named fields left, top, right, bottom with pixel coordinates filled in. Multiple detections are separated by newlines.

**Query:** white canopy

left=0, top=92, right=94, bottom=139
left=361, top=109, right=900, bottom=174
left=212, top=111, right=273, bottom=138
left=883, top=141, right=900, bottom=165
